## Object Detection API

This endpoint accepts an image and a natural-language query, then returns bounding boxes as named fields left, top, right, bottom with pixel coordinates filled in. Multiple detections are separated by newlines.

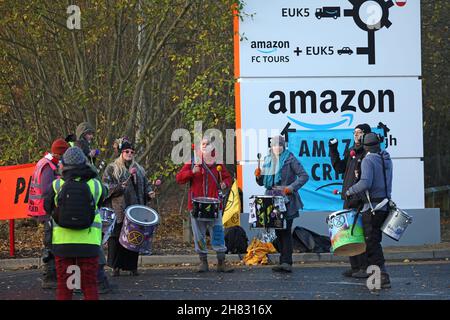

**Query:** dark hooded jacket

left=330, top=143, right=366, bottom=209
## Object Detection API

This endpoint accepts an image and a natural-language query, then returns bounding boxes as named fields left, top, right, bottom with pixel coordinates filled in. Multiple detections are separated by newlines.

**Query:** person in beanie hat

left=59, top=146, right=114, bottom=294
left=28, top=138, right=69, bottom=289
left=102, top=138, right=156, bottom=276
left=254, top=135, right=309, bottom=273
left=51, top=139, right=70, bottom=156
left=328, top=124, right=371, bottom=279
left=75, top=122, right=99, bottom=166
left=346, top=132, right=393, bottom=291
left=44, top=146, right=107, bottom=300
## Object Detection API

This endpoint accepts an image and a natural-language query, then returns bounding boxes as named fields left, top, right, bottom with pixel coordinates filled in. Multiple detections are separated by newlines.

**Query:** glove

left=254, top=168, right=261, bottom=177
left=328, top=138, right=338, bottom=150
left=283, top=186, right=293, bottom=195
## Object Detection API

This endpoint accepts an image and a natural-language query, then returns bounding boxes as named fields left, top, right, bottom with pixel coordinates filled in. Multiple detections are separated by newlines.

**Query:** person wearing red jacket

left=176, top=137, right=234, bottom=273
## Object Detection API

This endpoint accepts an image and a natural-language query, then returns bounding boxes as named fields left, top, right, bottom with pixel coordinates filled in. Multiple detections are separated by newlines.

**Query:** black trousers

left=361, top=210, right=389, bottom=268
left=107, top=222, right=139, bottom=271
left=275, top=219, right=294, bottom=265
left=43, top=218, right=55, bottom=277
left=349, top=252, right=368, bottom=270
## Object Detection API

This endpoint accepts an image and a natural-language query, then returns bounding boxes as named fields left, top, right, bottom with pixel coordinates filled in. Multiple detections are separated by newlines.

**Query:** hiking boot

left=342, top=268, right=359, bottom=278
left=381, top=272, right=391, bottom=289
left=130, top=269, right=140, bottom=276
left=272, top=263, right=292, bottom=273
left=198, top=255, right=209, bottom=273
left=352, top=269, right=370, bottom=279
left=217, top=254, right=234, bottom=273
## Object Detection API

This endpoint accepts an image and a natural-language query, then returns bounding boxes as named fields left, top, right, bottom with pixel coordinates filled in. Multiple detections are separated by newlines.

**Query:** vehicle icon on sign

left=315, top=7, right=340, bottom=19
left=337, top=47, right=353, bottom=55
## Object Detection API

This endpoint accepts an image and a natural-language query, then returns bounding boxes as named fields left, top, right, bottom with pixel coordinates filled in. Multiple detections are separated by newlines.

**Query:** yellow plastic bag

left=243, top=238, right=277, bottom=266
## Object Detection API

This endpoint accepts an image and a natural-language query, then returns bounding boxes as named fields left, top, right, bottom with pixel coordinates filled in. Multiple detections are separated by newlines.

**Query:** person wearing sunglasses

left=102, top=138, right=156, bottom=277
left=329, top=124, right=371, bottom=279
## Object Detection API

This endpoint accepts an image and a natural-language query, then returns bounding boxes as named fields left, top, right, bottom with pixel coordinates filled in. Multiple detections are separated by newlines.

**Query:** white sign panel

left=238, top=0, right=421, bottom=77
left=238, top=77, right=423, bottom=161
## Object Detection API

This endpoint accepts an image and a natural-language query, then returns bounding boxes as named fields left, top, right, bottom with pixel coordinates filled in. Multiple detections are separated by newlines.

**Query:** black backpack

left=225, top=226, right=249, bottom=254
left=54, top=179, right=96, bottom=229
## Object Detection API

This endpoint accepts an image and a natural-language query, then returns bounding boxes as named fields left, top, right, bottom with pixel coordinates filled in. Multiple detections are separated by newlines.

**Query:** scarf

left=262, top=149, right=290, bottom=188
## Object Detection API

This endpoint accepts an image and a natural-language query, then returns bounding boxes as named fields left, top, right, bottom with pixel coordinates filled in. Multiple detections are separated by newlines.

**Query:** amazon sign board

left=236, top=78, right=424, bottom=210
left=237, top=77, right=423, bottom=161
left=237, top=0, right=421, bottom=77
left=233, top=0, right=424, bottom=212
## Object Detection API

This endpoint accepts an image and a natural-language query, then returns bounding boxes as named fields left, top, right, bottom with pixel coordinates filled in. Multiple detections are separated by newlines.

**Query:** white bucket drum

left=98, top=207, right=116, bottom=245
left=381, top=206, right=412, bottom=241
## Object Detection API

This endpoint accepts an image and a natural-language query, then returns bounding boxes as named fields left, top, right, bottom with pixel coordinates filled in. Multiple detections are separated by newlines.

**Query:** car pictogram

left=338, top=47, right=354, bottom=55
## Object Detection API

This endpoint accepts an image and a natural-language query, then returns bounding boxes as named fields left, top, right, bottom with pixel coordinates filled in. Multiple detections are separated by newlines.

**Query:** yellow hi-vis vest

left=51, top=178, right=103, bottom=246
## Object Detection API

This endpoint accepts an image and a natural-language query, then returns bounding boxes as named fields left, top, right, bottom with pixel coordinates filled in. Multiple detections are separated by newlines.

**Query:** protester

left=44, top=146, right=106, bottom=300
left=102, top=138, right=155, bottom=276
left=255, top=135, right=309, bottom=273
left=75, top=122, right=99, bottom=166
left=176, top=137, right=234, bottom=273
left=329, top=124, right=371, bottom=278
left=28, top=138, right=69, bottom=289
left=346, top=132, right=393, bottom=290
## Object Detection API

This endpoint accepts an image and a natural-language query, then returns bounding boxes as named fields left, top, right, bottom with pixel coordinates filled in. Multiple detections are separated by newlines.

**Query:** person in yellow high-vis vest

left=44, top=147, right=107, bottom=300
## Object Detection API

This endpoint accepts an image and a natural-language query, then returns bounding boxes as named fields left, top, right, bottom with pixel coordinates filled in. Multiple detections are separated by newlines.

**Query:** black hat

left=362, top=132, right=382, bottom=146
left=355, top=123, right=372, bottom=134
left=118, top=138, right=134, bottom=153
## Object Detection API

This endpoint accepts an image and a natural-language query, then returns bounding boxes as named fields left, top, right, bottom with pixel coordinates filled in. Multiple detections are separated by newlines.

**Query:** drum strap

left=202, top=162, right=220, bottom=190
left=379, top=152, right=390, bottom=200
left=350, top=206, right=362, bottom=236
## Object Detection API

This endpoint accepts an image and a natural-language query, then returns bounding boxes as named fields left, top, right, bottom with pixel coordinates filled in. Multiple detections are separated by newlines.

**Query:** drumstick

left=257, top=153, right=261, bottom=170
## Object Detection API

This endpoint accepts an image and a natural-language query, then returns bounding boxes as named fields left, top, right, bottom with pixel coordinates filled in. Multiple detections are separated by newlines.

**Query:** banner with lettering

left=287, top=127, right=384, bottom=211
left=0, top=163, right=35, bottom=220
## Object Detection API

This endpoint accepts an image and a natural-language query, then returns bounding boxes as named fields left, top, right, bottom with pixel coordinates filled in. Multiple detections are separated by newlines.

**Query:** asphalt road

left=0, top=261, right=449, bottom=300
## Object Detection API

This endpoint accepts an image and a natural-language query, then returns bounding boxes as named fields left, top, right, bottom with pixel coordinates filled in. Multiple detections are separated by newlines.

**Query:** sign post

left=9, top=219, right=15, bottom=257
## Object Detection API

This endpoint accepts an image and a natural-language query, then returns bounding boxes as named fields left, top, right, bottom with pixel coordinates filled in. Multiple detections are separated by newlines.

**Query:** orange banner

left=0, top=163, right=36, bottom=220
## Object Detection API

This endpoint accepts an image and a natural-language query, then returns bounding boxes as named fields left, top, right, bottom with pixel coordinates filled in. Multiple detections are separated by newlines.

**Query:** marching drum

left=249, top=195, right=287, bottom=229
left=191, top=197, right=220, bottom=220
left=119, top=205, right=159, bottom=253
left=98, top=207, right=116, bottom=245
left=381, top=206, right=412, bottom=241
left=326, top=209, right=366, bottom=256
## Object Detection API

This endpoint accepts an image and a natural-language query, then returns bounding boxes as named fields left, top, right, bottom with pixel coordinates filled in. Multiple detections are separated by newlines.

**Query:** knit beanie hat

left=270, top=135, right=286, bottom=148
left=355, top=123, right=372, bottom=134
left=362, top=133, right=382, bottom=153
left=62, top=147, right=87, bottom=166
left=118, top=138, right=134, bottom=153
left=51, top=139, right=70, bottom=156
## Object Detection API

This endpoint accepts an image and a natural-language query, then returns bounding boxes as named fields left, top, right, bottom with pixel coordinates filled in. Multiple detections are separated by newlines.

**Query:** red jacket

left=176, top=162, right=232, bottom=210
